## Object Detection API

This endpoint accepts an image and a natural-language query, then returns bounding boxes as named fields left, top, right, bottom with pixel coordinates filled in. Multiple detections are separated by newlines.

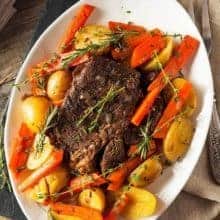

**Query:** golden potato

left=47, top=70, right=72, bottom=102
left=163, top=116, right=194, bottom=162
left=122, top=186, right=157, bottom=219
left=29, top=178, right=48, bottom=203
left=45, top=166, right=69, bottom=194
left=142, top=37, right=174, bottom=71
left=172, top=78, right=197, bottom=117
left=27, top=135, right=54, bottom=170
left=129, top=158, right=163, bottom=187
left=50, top=211, right=82, bottom=220
left=74, top=25, right=112, bottom=55
left=22, top=96, right=51, bottom=133
left=79, top=188, right=105, bottom=212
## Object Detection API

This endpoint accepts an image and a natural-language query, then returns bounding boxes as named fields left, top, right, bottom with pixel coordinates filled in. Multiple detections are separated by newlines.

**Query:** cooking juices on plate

left=9, top=4, right=199, bottom=220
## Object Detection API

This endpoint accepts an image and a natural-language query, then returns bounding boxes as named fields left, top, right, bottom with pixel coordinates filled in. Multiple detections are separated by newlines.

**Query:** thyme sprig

left=8, top=79, right=29, bottom=91
left=61, top=29, right=138, bottom=68
left=77, top=86, right=125, bottom=132
left=163, top=32, right=183, bottom=39
left=35, top=107, right=58, bottom=155
left=137, top=118, right=152, bottom=160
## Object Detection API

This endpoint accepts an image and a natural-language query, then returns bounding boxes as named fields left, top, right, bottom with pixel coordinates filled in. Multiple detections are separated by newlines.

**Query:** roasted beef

left=48, top=56, right=142, bottom=174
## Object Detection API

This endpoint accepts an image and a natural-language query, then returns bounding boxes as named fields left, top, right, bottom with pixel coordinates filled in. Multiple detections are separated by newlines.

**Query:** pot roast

left=48, top=56, right=142, bottom=174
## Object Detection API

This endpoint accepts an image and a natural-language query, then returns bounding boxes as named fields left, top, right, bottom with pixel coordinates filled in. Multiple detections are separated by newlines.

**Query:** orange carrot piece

left=153, top=81, right=192, bottom=139
left=70, top=173, right=107, bottom=192
left=18, top=150, right=64, bottom=192
left=69, top=53, right=90, bottom=67
left=108, top=21, right=146, bottom=33
left=125, top=32, right=151, bottom=48
left=107, top=157, right=141, bottom=191
left=60, top=4, right=95, bottom=52
left=131, top=87, right=160, bottom=126
left=148, top=35, right=200, bottom=92
left=50, top=202, right=103, bottom=220
left=53, top=99, right=64, bottom=107
left=128, top=140, right=157, bottom=158
left=130, top=34, right=166, bottom=68
left=104, top=193, right=130, bottom=220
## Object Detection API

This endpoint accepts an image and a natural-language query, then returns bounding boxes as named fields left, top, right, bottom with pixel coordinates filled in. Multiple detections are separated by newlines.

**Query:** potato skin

left=79, top=188, right=105, bottom=212
left=47, top=70, right=72, bottom=102
left=22, top=96, right=51, bottom=133
left=122, top=186, right=157, bottom=219
left=129, top=158, right=163, bottom=187
left=163, top=116, right=194, bottom=162
left=74, top=25, right=112, bottom=55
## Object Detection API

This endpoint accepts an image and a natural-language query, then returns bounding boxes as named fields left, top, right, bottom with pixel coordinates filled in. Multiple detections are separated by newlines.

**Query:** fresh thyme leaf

left=163, top=32, right=183, bottom=39
left=35, top=106, right=58, bottom=155
left=77, top=86, right=125, bottom=132
left=61, top=30, right=138, bottom=68
left=8, top=79, right=29, bottom=91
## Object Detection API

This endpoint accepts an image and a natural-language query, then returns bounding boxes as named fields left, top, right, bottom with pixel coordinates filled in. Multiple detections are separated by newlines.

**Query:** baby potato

left=79, top=188, right=105, bottom=212
left=45, top=166, right=69, bottom=194
left=163, top=116, right=194, bottom=162
left=50, top=211, right=81, bottom=220
left=122, top=186, right=157, bottom=219
left=22, top=96, right=51, bottom=133
left=47, top=70, right=72, bottom=102
left=172, top=78, right=197, bottom=117
left=142, top=37, right=174, bottom=71
left=129, top=158, right=163, bottom=187
left=74, top=25, right=112, bottom=55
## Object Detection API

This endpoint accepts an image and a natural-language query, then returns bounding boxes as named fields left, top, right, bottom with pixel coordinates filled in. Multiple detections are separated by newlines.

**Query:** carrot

left=60, top=4, right=95, bottom=52
left=50, top=202, right=103, bottom=220
left=70, top=173, right=107, bottom=192
left=148, top=35, right=200, bottom=92
left=104, top=193, right=129, bottom=220
left=18, top=149, right=64, bottom=192
left=107, top=157, right=141, bottom=191
left=125, top=32, right=151, bottom=48
left=53, top=99, right=63, bottom=107
left=130, top=34, right=166, bottom=68
left=128, top=140, right=157, bottom=158
left=131, top=87, right=160, bottom=126
left=9, top=123, right=34, bottom=175
left=108, top=21, right=146, bottom=33
left=153, top=81, right=192, bottom=139
left=69, top=53, right=90, bottom=67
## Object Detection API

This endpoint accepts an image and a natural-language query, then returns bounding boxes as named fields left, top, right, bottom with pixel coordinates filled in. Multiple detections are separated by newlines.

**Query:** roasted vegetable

left=79, top=188, right=105, bottom=212
left=47, top=70, right=72, bottom=102
left=27, top=135, right=54, bottom=170
left=50, top=211, right=81, bottom=220
left=122, top=186, right=157, bottom=219
left=22, top=96, right=51, bottom=133
left=172, top=78, right=197, bottom=117
left=163, top=116, right=194, bottom=162
left=129, top=157, right=162, bottom=187
left=74, top=25, right=112, bottom=55
left=142, top=37, right=174, bottom=71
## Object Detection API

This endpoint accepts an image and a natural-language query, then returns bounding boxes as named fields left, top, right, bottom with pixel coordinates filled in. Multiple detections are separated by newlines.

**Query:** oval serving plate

left=4, top=0, right=213, bottom=219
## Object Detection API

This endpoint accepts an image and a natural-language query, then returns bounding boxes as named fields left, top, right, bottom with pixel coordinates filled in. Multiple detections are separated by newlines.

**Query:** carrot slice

left=153, top=81, right=192, bottom=139
left=130, top=34, right=166, bottom=68
left=70, top=173, right=107, bottom=192
left=148, top=35, right=200, bottom=92
left=50, top=202, right=103, bottom=220
left=60, top=4, right=95, bottom=52
left=108, top=21, right=146, bottom=33
left=107, top=157, right=141, bottom=191
left=18, top=149, right=63, bottom=192
left=125, top=32, right=151, bottom=48
left=131, top=87, right=160, bottom=126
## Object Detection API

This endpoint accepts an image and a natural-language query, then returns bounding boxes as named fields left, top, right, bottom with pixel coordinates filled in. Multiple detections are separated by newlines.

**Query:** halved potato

left=50, top=211, right=81, bottom=220
left=129, top=157, right=163, bottom=187
left=122, top=186, right=157, bottom=219
left=79, top=188, right=105, bottom=212
left=142, top=36, right=174, bottom=71
left=172, top=78, right=197, bottom=117
left=27, top=135, right=54, bottom=170
left=74, top=25, right=112, bottom=55
left=163, top=116, right=194, bottom=162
